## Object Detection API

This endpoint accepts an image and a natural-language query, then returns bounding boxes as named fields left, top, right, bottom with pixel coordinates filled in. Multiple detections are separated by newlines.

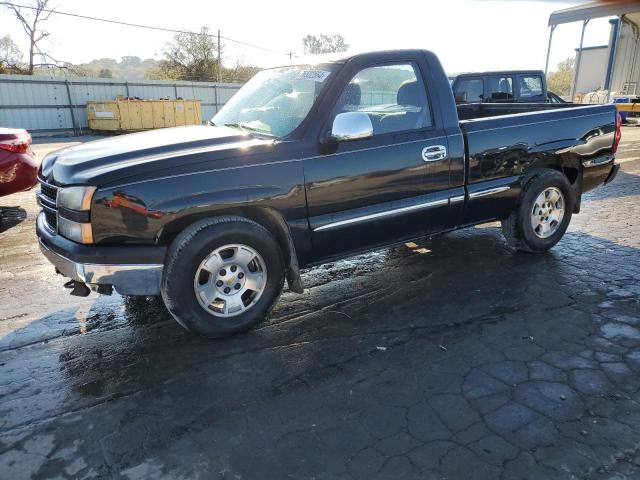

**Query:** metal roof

left=549, top=0, right=640, bottom=26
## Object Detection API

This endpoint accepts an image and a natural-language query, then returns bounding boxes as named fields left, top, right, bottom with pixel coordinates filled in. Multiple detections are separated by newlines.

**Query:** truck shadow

left=65, top=225, right=640, bottom=386
left=583, top=169, right=639, bottom=201
left=2, top=226, right=637, bottom=389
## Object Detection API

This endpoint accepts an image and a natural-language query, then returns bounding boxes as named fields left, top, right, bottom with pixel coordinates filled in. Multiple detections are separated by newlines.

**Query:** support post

left=64, top=80, right=79, bottom=136
left=544, top=25, right=556, bottom=75
left=571, top=19, right=589, bottom=102
left=604, top=17, right=622, bottom=100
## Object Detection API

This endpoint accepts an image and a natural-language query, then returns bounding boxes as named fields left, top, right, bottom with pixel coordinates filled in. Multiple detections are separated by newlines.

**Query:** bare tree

left=2, top=0, right=55, bottom=74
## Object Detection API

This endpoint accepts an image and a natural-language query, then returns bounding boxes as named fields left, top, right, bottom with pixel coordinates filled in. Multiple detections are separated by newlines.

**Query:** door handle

left=422, top=145, right=447, bottom=162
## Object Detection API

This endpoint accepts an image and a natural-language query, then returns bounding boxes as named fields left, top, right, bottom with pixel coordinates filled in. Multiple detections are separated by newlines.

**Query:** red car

left=0, top=128, right=39, bottom=197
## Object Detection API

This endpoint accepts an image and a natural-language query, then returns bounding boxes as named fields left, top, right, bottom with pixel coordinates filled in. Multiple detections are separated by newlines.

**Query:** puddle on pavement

left=600, top=322, right=640, bottom=341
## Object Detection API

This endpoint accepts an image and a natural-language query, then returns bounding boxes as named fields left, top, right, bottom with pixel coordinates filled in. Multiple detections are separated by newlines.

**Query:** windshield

left=212, top=65, right=336, bottom=138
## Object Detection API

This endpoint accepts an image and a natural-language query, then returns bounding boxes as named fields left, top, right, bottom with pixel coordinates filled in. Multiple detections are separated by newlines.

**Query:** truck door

left=304, top=60, right=451, bottom=260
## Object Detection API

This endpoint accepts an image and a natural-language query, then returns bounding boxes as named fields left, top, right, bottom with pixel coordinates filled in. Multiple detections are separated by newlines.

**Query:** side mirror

left=330, top=112, right=373, bottom=142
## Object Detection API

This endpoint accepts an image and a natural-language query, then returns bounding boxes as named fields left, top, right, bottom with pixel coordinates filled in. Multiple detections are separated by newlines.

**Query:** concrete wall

left=0, top=75, right=242, bottom=136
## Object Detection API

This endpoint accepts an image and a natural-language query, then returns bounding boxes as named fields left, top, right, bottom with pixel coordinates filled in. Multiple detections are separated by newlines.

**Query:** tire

left=501, top=169, right=573, bottom=253
left=161, top=216, right=284, bottom=337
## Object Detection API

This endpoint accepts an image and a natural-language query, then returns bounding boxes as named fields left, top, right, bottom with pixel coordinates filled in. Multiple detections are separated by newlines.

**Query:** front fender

left=91, top=161, right=306, bottom=243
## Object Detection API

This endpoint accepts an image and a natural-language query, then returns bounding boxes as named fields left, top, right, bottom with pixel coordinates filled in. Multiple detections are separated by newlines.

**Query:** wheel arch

left=158, top=207, right=304, bottom=294
left=521, top=158, right=582, bottom=213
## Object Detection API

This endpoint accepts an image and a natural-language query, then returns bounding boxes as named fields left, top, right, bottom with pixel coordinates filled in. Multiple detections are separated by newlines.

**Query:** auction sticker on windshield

left=296, top=70, right=331, bottom=82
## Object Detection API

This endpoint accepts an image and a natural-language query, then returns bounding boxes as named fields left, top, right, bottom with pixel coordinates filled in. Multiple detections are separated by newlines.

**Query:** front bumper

left=37, top=213, right=165, bottom=295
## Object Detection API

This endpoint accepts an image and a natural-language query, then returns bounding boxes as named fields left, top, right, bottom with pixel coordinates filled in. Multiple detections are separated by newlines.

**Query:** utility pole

left=217, top=29, right=222, bottom=83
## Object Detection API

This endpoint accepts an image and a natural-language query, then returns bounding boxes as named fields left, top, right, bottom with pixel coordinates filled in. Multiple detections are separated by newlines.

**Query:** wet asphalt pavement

left=0, top=129, right=639, bottom=479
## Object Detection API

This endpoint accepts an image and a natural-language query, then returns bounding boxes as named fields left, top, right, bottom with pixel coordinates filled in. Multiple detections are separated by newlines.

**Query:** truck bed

left=459, top=103, right=617, bottom=187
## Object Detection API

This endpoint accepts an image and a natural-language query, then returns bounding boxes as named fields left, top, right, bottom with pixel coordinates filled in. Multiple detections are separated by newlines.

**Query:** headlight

left=56, top=185, right=96, bottom=244
left=57, top=186, right=96, bottom=211
left=58, top=216, right=93, bottom=244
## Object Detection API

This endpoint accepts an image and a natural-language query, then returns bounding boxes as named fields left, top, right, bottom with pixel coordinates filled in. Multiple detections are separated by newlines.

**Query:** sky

left=0, top=0, right=615, bottom=75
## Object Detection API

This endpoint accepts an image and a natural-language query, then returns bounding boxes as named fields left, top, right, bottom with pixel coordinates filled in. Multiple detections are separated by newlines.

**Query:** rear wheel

left=161, top=217, right=284, bottom=337
left=502, top=169, right=573, bottom=253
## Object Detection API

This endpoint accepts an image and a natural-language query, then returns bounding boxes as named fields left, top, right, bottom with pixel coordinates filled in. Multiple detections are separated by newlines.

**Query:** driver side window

left=333, top=63, right=431, bottom=136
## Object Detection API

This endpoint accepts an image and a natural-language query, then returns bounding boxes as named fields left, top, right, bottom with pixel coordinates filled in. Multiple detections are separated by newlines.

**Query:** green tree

left=148, top=28, right=258, bottom=83
left=98, top=68, right=113, bottom=78
left=547, top=57, right=575, bottom=97
left=302, top=34, right=349, bottom=55
left=154, top=27, right=220, bottom=82
left=219, top=60, right=260, bottom=83
left=120, top=56, right=142, bottom=68
left=0, top=35, right=24, bottom=73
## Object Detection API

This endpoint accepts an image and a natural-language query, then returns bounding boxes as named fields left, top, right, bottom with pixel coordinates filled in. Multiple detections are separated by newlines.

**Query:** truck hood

left=41, top=125, right=272, bottom=186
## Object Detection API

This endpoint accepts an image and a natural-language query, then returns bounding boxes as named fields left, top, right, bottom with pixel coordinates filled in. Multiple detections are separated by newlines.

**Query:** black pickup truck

left=37, top=49, right=621, bottom=337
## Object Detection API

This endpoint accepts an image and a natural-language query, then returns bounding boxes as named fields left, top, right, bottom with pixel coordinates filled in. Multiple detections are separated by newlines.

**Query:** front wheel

left=161, top=217, right=284, bottom=337
left=501, top=169, right=574, bottom=253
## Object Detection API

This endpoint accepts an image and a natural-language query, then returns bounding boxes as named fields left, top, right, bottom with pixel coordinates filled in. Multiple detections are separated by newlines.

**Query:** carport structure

left=545, top=0, right=640, bottom=101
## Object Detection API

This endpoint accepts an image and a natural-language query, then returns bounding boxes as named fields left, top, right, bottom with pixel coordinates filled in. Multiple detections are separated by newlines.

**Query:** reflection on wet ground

left=0, top=145, right=639, bottom=479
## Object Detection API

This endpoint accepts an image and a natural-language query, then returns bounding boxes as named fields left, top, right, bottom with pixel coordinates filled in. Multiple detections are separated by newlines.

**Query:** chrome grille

left=40, top=181, right=58, bottom=203
left=37, top=174, right=58, bottom=232
left=43, top=208, right=57, bottom=231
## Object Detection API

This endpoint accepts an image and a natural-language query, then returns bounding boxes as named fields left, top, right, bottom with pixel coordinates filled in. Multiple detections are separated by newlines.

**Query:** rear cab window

left=518, top=75, right=545, bottom=102
left=454, top=77, right=484, bottom=103
left=486, top=76, right=514, bottom=102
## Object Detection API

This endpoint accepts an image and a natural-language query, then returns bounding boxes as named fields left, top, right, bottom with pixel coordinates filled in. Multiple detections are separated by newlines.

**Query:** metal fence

left=0, top=74, right=242, bottom=136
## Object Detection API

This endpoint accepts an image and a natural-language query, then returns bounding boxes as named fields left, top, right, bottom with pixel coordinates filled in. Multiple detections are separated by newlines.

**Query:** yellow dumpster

left=615, top=103, right=640, bottom=113
left=87, top=99, right=202, bottom=132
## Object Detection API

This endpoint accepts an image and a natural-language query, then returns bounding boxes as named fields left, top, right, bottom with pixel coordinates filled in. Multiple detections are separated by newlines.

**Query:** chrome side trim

left=38, top=237, right=163, bottom=296
left=468, top=186, right=511, bottom=199
left=314, top=198, right=448, bottom=232
left=450, top=195, right=465, bottom=204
